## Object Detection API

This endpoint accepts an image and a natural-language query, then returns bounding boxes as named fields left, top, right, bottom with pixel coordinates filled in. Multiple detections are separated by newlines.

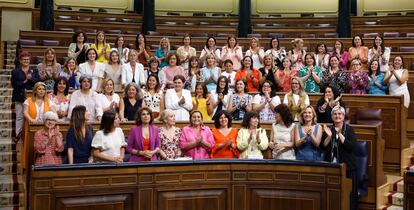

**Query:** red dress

left=142, top=137, right=150, bottom=161
left=211, top=128, right=239, bottom=158
left=34, top=129, right=64, bottom=166
left=277, top=70, right=298, bottom=93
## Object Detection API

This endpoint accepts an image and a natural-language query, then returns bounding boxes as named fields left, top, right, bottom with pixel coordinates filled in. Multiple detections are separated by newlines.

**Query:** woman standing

left=90, top=31, right=110, bottom=64
left=287, top=38, right=306, bottom=71
left=145, top=56, right=166, bottom=91
left=275, top=58, right=298, bottom=93
left=135, top=33, right=152, bottom=67
left=384, top=56, right=410, bottom=108
left=34, top=112, right=64, bottom=166
left=165, top=75, right=193, bottom=121
left=201, top=54, right=220, bottom=91
left=162, top=52, right=186, bottom=89
left=283, top=77, right=310, bottom=121
left=192, top=83, right=212, bottom=121
left=368, top=36, right=391, bottom=72
left=294, top=106, right=323, bottom=161
left=348, top=35, right=369, bottom=70
left=50, top=77, right=70, bottom=121
left=37, top=48, right=62, bottom=90
left=330, top=40, right=349, bottom=70
left=265, top=37, right=286, bottom=70
left=252, top=81, right=281, bottom=122
left=321, top=55, right=347, bottom=93
left=299, top=53, right=322, bottom=93
left=245, top=37, right=265, bottom=69
left=316, top=85, right=346, bottom=123
left=176, top=34, right=196, bottom=70
left=199, top=37, right=221, bottom=67
left=221, top=60, right=237, bottom=91
left=187, top=56, right=203, bottom=91
left=127, top=108, right=162, bottom=161
left=234, top=56, right=262, bottom=92
left=228, top=79, right=253, bottom=121
left=92, top=111, right=126, bottom=163
left=104, top=50, right=123, bottom=91
left=259, top=54, right=278, bottom=92
left=96, top=79, right=120, bottom=120
left=66, top=105, right=94, bottom=164
left=180, top=110, right=215, bottom=160
left=60, top=57, right=80, bottom=89
left=237, top=111, right=268, bottom=159
left=142, top=75, right=164, bottom=119
left=68, top=76, right=99, bottom=122
left=12, top=51, right=39, bottom=141
left=159, top=109, right=182, bottom=160
left=347, top=59, right=370, bottom=94
left=367, top=60, right=387, bottom=95
left=209, top=76, right=230, bottom=120
left=121, top=49, right=145, bottom=88
left=313, top=43, right=330, bottom=71
left=113, top=35, right=129, bottom=64
left=68, top=30, right=89, bottom=65
left=221, top=35, right=243, bottom=70
left=269, top=104, right=295, bottom=160
left=119, top=83, right=142, bottom=121
left=155, top=37, right=172, bottom=68
left=79, top=48, right=105, bottom=91
left=211, top=111, right=239, bottom=158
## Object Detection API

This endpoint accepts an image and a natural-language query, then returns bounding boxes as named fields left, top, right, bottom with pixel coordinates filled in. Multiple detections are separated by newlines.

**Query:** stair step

left=0, top=152, right=16, bottom=163
left=0, top=175, right=25, bottom=193
left=0, top=206, right=25, bottom=210
left=380, top=204, right=403, bottom=210
left=0, top=192, right=24, bottom=206
left=385, top=192, right=404, bottom=206
left=0, top=142, right=12, bottom=153
left=0, top=163, right=22, bottom=175
left=393, top=179, right=404, bottom=193
left=0, top=120, right=13, bottom=128
left=0, top=129, right=12, bottom=139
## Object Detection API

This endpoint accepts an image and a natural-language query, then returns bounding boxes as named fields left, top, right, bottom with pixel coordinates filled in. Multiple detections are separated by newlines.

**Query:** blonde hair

left=298, top=105, right=317, bottom=125
left=263, top=54, right=275, bottom=68
left=291, top=38, right=304, bottom=48
left=42, top=48, right=57, bottom=70
left=32, top=82, right=49, bottom=100
left=289, top=77, right=305, bottom=96
left=101, top=78, right=115, bottom=95
left=250, top=37, right=260, bottom=47
left=159, top=109, right=175, bottom=123
left=159, top=37, right=171, bottom=51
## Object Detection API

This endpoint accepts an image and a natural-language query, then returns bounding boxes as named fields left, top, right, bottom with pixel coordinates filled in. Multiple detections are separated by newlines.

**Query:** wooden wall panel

left=55, top=194, right=132, bottom=210
left=250, top=189, right=321, bottom=210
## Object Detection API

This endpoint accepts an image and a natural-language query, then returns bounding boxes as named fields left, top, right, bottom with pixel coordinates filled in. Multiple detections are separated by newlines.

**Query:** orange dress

left=211, top=128, right=239, bottom=158
left=348, top=46, right=369, bottom=70
left=142, top=137, right=150, bottom=161
left=234, top=69, right=261, bottom=92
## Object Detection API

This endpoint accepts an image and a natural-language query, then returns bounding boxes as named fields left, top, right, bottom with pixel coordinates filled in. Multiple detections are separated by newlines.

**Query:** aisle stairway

left=0, top=41, right=25, bottom=210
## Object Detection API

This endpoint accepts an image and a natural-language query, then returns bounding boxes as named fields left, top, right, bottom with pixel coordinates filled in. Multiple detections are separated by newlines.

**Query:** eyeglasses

left=291, top=82, right=299, bottom=85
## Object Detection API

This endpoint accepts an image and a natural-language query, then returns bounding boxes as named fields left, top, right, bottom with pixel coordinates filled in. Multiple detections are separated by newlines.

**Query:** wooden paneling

left=30, top=161, right=351, bottom=210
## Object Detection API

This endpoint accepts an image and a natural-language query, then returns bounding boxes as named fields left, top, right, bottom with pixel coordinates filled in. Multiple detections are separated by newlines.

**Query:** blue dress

left=296, top=124, right=323, bottom=161
left=368, top=73, right=387, bottom=95
left=66, top=125, right=94, bottom=163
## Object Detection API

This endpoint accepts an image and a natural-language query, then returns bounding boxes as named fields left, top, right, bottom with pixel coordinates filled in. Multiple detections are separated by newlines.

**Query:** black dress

left=259, top=67, right=279, bottom=92
left=76, top=45, right=87, bottom=65
left=123, top=97, right=142, bottom=121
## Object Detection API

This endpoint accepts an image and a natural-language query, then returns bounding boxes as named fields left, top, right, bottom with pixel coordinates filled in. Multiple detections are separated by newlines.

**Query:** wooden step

left=379, top=205, right=403, bottom=210
left=0, top=175, right=25, bottom=193
left=385, top=192, right=403, bottom=206
left=0, top=192, right=24, bottom=207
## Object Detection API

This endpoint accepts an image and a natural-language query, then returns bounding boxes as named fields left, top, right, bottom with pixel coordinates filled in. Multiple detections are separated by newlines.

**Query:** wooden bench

left=30, top=160, right=351, bottom=210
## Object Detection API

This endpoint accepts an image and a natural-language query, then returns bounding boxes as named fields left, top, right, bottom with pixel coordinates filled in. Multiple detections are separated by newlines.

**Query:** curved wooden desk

left=30, top=160, right=351, bottom=210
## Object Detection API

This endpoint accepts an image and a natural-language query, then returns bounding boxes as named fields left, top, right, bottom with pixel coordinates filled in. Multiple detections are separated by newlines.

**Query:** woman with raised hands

left=113, top=35, right=129, bottom=64
left=321, top=55, right=347, bottom=93
left=201, top=54, right=220, bottom=91
left=383, top=56, right=410, bottom=108
left=211, top=110, right=239, bottom=159
left=180, top=110, right=215, bottom=160
left=265, top=37, right=286, bottom=70
left=234, top=56, right=262, bottom=92
left=92, top=110, right=126, bottom=163
left=228, top=79, right=253, bottom=121
left=245, top=37, right=265, bottom=69
left=287, top=38, right=306, bottom=71
left=50, top=77, right=70, bottom=121
left=259, top=54, right=279, bottom=92
left=348, top=35, right=369, bottom=70
left=96, top=78, right=120, bottom=121
left=187, top=56, right=203, bottom=91
left=90, top=31, right=110, bottom=64
left=313, top=43, right=330, bottom=71
left=275, top=57, right=298, bottom=93
left=209, top=76, right=230, bottom=120
left=330, top=40, right=349, bottom=70
left=60, top=57, right=80, bottom=89
left=221, top=35, right=243, bottom=70
left=159, top=109, right=182, bottom=160
left=283, top=77, right=310, bottom=121
left=192, top=82, right=212, bottom=121
left=252, top=80, right=281, bottom=122
left=294, top=105, right=323, bottom=161
left=368, top=35, right=391, bottom=72
left=37, top=48, right=62, bottom=90
left=134, top=33, right=152, bottom=67
left=367, top=60, right=387, bottom=95
left=162, top=52, right=186, bottom=89
left=68, top=30, right=89, bottom=65
left=316, top=85, right=346, bottom=123
left=79, top=48, right=105, bottom=91
left=165, top=75, right=193, bottom=121
left=237, top=111, right=268, bottom=159
left=299, top=53, right=322, bottom=93
left=221, top=59, right=237, bottom=91
left=176, top=34, right=197, bottom=70
left=127, top=107, right=163, bottom=162
left=269, top=104, right=295, bottom=160
left=199, top=37, right=221, bottom=67
left=155, top=37, right=172, bottom=68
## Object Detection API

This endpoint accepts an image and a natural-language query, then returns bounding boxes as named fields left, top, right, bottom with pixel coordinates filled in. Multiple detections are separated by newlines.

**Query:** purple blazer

left=127, top=125, right=160, bottom=162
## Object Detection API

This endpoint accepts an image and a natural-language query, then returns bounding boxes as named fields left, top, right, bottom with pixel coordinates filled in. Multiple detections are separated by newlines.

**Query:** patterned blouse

left=142, top=90, right=162, bottom=113
left=298, top=65, right=323, bottom=93
left=321, top=70, right=347, bottom=93
left=34, top=128, right=64, bottom=166
left=231, top=94, right=253, bottom=121
left=159, top=127, right=182, bottom=160
left=346, top=70, right=370, bottom=94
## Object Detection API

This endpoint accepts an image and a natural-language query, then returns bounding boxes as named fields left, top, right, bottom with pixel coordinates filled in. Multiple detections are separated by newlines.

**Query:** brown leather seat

left=301, top=34, right=316, bottom=38
left=19, top=39, right=36, bottom=46
left=364, top=33, right=379, bottom=38
left=105, top=30, right=122, bottom=34
left=147, top=31, right=160, bottom=36
left=247, top=33, right=262, bottom=38
left=383, top=32, right=400, bottom=37
left=42, top=40, right=60, bottom=46
left=324, top=33, right=338, bottom=38
left=355, top=109, right=382, bottom=126
left=400, top=47, right=414, bottom=52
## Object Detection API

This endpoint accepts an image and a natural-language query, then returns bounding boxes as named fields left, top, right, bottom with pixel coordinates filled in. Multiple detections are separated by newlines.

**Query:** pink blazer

left=127, top=125, right=160, bottom=162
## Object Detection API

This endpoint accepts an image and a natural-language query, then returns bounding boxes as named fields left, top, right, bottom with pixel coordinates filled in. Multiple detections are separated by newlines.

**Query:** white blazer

left=165, top=88, right=193, bottom=121
left=121, top=62, right=145, bottom=86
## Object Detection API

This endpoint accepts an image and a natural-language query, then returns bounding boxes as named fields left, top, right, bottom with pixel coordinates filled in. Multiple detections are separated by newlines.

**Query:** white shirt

left=79, top=62, right=105, bottom=91
left=209, top=90, right=230, bottom=117
left=23, top=99, right=55, bottom=121
left=245, top=48, right=265, bottom=69
left=121, top=62, right=145, bottom=86
left=68, top=90, right=99, bottom=121
left=96, top=93, right=120, bottom=118
left=368, top=47, right=391, bottom=72
left=165, top=88, right=193, bottom=121
left=221, top=71, right=237, bottom=89
left=91, top=127, right=127, bottom=162
left=253, top=94, right=281, bottom=121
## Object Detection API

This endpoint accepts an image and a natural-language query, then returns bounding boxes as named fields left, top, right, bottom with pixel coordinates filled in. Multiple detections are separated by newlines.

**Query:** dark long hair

left=53, top=77, right=69, bottom=96
left=241, top=111, right=260, bottom=128
left=214, top=110, right=232, bottom=129
left=100, top=110, right=116, bottom=135
left=274, top=104, right=293, bottom=127
left=70, top=105, right=88, bottom=145
left=135, top=107, right=153, bottom=125
left=216, top=76, right=229, bottom=95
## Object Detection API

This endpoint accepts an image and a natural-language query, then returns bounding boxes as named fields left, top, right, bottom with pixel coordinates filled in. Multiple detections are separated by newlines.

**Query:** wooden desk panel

left=30, top=161, right=351, bottom=210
